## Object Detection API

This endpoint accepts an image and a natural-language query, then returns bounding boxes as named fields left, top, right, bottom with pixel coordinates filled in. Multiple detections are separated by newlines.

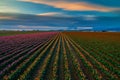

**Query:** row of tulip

left=64, top=32, right=120, bottom=80
left=0, top=32, right=58, bottom=79
left=61, top=35, right=71, bottom=80
left=17, top=34, right=58, bottom=80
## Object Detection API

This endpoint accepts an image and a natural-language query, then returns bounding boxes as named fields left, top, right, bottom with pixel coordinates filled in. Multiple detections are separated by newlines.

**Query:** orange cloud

left=18, top=0, right=119, bottom=12
left=0, top=16, right=15, bottom=20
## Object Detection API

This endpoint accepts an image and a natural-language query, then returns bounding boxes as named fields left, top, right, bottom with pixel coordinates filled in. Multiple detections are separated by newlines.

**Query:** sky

left=0, top=0, right=120, bottom=31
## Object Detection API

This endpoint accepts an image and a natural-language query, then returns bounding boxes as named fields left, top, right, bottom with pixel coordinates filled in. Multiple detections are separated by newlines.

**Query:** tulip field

left=0, top=31, right=120, bottom=80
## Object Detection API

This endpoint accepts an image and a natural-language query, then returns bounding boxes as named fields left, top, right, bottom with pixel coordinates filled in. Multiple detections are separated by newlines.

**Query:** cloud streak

left=77, top=27, right=93, bottom=30
left=0, top=6, right=20, bottom=13
left=37, top=12, right=61, bottom=16
left=82, top=15, right=97, bottom=20
left=18, top=0, right=120, bottom=12
left=37, top=12, right=71, bottom=17
left=18, top=25, right=68, bottom=30
left=0, top=16, right=16, bottom=20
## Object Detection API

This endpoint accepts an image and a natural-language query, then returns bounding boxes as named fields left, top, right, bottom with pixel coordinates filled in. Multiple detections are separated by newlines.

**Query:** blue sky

left=0, top=0, right=120, bottom=31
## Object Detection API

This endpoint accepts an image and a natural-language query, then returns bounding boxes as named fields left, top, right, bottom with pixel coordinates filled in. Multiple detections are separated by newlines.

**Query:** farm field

left=0, top=32, right=120, bottom=80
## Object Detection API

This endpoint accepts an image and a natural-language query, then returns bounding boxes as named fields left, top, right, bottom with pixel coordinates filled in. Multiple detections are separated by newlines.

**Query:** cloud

left=0, top=16, right=16, bottom=20
left=18, top=0, right=120, bottom=12
left=0, top=6, right=20, bottom=13
left=18, top=25, right=28, bottom=29
left=0, top=13, right=120, bottom=31
left=82, top=15, right=97, bottom=20
left=77, top=27, right=93, bottom=30
left=37, top=12, right=71, bottom=17
left=37, top=12, right=62, bottom=16
left=17, top=25, right=68, bottom=30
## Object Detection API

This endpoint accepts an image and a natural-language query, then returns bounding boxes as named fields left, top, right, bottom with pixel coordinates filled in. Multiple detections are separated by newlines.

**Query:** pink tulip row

left=0, top=32, right=57, bottom=54
left=0, top=32, right=58, bottom=78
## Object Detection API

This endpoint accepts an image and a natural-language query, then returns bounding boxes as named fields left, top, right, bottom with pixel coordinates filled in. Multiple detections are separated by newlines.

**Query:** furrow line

left=63, top=34, right=86, bottom=80
left=34, top=33, right=60, bottom=80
